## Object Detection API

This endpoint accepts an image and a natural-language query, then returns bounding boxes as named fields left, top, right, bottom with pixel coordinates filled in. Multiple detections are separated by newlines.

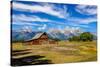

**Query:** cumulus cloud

left=64, top=26, right=82, bottom=34
left=21, top=25, right=33, bottom=32
left=48, top=26, right=82, bottom=34
left=12, top=2, right=68, bottom=18
left=75, top=5, right=97, bottom=15
left=38, top=24, right=47, bottom=30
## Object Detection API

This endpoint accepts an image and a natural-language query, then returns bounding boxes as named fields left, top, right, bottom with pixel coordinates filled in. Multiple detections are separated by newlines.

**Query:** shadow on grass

left=11, top=55, right=53, bottom=66
left=12, top=52, right=32, bottom=56
left=12, top=49, right=32, bottom=56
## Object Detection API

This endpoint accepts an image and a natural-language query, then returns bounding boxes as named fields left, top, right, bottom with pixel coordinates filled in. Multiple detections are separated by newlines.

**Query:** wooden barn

left=24, top=32, right=58, bottom=45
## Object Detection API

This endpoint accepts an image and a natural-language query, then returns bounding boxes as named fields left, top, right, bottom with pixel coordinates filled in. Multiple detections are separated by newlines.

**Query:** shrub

left=68, top=32, right=94, bottom=41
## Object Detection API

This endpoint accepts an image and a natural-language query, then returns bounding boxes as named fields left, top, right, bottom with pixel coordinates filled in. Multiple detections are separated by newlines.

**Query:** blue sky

left=11, top=1, right=97, bottom=34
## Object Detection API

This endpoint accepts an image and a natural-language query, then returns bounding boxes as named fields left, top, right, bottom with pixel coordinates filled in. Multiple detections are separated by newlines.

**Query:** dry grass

left=11, top=41, right=97, bottom=64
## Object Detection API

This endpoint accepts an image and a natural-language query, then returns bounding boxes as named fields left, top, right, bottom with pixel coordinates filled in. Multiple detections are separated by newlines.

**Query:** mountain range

left=11, top=29, right=82, bottom=42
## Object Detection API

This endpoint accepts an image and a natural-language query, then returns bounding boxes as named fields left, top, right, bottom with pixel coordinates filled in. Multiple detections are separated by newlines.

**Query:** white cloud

left=67, top=17, right=97, bottom=24
left=12, top=22, right=43, bottom=26
left=64, top=26, right=82, bottom=34
left=12, top=2, right=68, bottom=18
left=75, top=5, right=97, bottom=15
left=12, top=2, right=97, bottom=30
left=38, top=24, right=47, bottom=30
left=77, top=24, right=89, bottom=28
left=67, top=23, right=89, bottom=28
left=12, top=14, right=53, bottom=22
left=21, top=26, right=33, bottom=32
left=12, top=14, right=67, bottom=26
left=48, top=26, right=82, bottom=35
left=67, top=5, right=97, bottom=24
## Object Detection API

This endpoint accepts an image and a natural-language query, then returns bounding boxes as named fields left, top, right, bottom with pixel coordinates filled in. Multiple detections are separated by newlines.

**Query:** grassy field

left=11, top=41, right=97, bottom=66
